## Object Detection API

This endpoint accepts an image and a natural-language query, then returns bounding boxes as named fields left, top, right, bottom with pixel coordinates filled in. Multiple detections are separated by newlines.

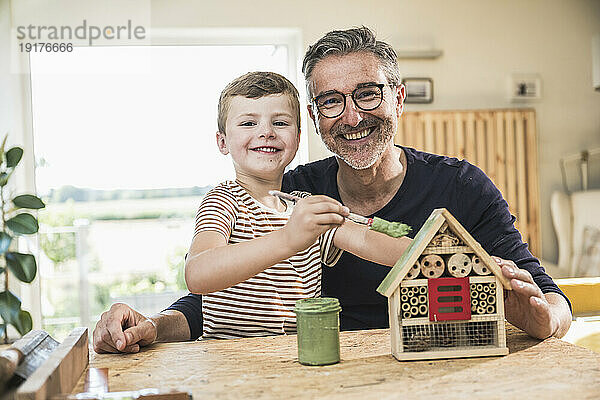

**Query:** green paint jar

left=294, top=297, right=341, bottom=366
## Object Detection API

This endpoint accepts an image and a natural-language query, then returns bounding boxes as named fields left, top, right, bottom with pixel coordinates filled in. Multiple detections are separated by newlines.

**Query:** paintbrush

left=268, top=190, right=411, bottom=238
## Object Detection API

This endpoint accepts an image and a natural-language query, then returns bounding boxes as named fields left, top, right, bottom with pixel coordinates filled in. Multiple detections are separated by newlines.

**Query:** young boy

left=185, top=72, right=410, bottom=339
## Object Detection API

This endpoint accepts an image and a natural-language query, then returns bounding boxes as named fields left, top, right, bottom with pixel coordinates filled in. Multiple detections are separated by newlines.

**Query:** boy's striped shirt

left=194, top=180, right=342, bottom=339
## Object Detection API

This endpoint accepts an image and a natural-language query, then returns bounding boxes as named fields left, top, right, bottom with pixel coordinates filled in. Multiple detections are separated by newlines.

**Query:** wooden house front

left=378, top=208, right=511, bottom=361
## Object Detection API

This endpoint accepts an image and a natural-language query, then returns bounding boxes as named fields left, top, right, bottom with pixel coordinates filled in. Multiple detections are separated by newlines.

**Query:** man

left=93, top=27, right=571, bottom=354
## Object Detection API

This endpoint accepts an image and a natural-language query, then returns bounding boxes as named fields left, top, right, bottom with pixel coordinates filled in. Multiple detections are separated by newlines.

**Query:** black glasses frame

left=312, top=83, right=393, bottom=119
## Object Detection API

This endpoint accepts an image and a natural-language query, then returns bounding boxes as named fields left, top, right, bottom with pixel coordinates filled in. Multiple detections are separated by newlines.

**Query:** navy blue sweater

left=168, top=147, right=569, bottom=338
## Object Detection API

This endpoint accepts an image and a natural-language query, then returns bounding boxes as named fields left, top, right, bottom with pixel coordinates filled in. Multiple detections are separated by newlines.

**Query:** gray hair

left=302, top=26, right=401, bottom=98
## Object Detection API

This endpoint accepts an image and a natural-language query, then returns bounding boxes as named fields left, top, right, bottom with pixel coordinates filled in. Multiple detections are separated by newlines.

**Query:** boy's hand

left=281, top=195, right=349, bottom=253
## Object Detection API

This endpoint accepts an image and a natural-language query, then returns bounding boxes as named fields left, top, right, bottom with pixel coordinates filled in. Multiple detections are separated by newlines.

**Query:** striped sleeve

left=320, top=227, right=343, bottom=267
left=290, top=190, right=344, bottom=267
left=194, top=185, right=238, bottom=240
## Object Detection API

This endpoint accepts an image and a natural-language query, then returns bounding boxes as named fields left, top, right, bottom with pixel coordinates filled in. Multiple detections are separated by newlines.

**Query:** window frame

left=17, top=27, right=305, bottom=330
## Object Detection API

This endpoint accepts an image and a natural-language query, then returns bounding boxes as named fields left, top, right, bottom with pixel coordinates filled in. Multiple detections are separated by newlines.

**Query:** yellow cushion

left=575, top=333, right=600, bottom=353
left=556, top=277, right=600, bottom=316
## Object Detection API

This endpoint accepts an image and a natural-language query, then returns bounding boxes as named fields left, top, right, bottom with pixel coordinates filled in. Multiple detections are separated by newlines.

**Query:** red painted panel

left=428, top=277, right=471, bottom=321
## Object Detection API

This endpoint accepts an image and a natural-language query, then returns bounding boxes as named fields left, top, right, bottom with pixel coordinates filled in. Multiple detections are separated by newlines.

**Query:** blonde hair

left=217, top=72, right=300, bottom=134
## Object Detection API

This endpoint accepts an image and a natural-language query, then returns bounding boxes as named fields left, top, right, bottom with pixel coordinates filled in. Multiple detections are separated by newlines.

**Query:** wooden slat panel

left=465, top=112, right=476, bottom=163
left=515, top=112, right=529, bottom=246
left=395, top=108, right=540, bottom=255
left=485, top=113, right=496, bottom=184
left=495, top=112, right=507, bottom=198
left=395, top=112, right=406, bottom=145
left=414, top=116, right=424, bottom=150
left=403, top=113, right=415, bottom=147
left=446, top=119, right=456, bottom=156
left=504, top=111, right=518, bottom=223
left=475, top=116, right=486, bottom=169
left=525, top=111, right=540, bottom=256
left=424, top=113, right=435, bottom=153
left=455, top=113, right=465, bottom=159
left=434, top=114, right=445, bottom=155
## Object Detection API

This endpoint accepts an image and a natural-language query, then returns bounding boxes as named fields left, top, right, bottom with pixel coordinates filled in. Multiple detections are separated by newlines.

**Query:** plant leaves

left=6, top=252, right=37, bottom=283
left=13, top=194, right=46, bottom=210
left=0, top=232, right=12, bottom=255
left=6, top=147, right=23, bottom=168
left=6, top=213, right=39, bottom=235
left=0, top=290, right=21, bottom=326
left=13, top=310, right=32, bottom=335
left=0, top=172, right=8, bottom=187
left=0, top=135, right=7, bottom=165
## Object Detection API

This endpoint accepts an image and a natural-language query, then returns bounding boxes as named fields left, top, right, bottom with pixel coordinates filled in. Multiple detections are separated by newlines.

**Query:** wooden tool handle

left=268, top=190, right=371, bottom=225
left=0, top=348, right=23, bottom=383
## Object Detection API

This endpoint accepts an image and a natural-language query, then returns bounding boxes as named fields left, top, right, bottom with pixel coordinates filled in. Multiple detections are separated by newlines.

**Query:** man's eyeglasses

left=312, top=83, right=394, bottom=119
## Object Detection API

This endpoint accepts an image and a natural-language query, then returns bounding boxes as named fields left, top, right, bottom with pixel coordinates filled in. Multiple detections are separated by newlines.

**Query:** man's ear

left=216, top=131, right=229, bottom=155
left=307, top=104, right=315, bottom=122
left=307, top=104, right=319, bottom=134
left=396, top=83, right=406, bottom=117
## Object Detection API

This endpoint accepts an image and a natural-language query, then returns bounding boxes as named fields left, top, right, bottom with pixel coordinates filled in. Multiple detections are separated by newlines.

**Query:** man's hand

left=493, top=257, right=571, bottom=339
left=92, top=303, right=157, bottom=353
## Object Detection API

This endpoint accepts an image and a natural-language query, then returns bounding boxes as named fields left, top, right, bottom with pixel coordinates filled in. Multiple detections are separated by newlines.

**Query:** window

left=28, top=30, right=303, bottom=338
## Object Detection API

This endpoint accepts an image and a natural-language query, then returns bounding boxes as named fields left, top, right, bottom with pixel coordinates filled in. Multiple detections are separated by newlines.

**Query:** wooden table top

left=74, top=325, right=600, bottom=399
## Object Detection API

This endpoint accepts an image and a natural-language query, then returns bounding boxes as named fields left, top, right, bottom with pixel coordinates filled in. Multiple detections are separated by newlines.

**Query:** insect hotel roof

left=376, top=208, right=512, bottom=298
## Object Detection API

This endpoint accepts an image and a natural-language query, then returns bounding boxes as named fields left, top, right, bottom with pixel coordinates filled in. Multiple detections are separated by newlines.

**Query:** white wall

left=3, top=0, right=600, bottom=264
left=1, top=0, right=13, bottom=143
left=151, top=0, right=600, bottom=263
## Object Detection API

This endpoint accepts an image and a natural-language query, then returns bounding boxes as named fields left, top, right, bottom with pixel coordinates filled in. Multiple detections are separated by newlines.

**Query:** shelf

left=396, top=49, right=443, bottom=60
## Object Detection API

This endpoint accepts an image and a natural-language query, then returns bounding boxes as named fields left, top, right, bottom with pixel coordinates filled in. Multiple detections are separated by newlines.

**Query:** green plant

left=0, top=136, right=45, bottom=343
left=38, top=208, right=76, bottom=266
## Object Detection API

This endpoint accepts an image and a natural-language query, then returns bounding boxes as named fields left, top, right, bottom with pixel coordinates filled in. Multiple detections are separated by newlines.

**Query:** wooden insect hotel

left=377, top=208, right=512, bottom=361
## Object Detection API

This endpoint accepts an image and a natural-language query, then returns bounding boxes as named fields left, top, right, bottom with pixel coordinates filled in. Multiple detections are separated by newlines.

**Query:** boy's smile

left=250, top=145, right=281, bottom=154
left=217, top=94, right=300, bottom=182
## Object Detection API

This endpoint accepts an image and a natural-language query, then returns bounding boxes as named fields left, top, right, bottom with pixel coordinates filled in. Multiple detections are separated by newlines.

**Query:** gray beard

left=319, top=116, right=395, bottom=170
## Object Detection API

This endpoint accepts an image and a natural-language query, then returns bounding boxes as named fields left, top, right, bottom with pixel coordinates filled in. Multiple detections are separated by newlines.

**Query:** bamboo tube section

left=469, top=281, right=497, bottom=315
left=400, top=285, right=429, bottom=319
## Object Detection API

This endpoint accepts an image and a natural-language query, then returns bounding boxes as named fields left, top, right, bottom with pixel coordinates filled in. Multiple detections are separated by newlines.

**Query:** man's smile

left=341, top=127, right=376, bottom=141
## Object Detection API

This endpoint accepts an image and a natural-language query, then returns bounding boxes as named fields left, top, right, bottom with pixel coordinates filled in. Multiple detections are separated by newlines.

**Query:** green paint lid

left=294, top=297, right=341, bottom=314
